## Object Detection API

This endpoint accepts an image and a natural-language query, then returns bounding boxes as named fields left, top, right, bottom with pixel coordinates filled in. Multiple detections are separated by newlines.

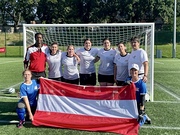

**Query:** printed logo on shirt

left=136, top=88, right=139, bottom=92
left=34, top=86, right=38, bottom=90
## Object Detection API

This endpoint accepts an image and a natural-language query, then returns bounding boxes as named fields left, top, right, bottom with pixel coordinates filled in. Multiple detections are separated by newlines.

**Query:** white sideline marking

left=0, top=120, right=31, bottom=124
left=0, top=60, right=22, bottom=65
left=153, top=101, right=180, bottom=104
left=0, top=82, right=22, bottom=92
left=155, top=71, right=180, bottom=73
left=0, top=96, right=19, bottom=99
left=154, top=61, right=164, bottom=64
left=142, top=125, right=180, bottom=130
left=155, top=83, right=180, bottom=101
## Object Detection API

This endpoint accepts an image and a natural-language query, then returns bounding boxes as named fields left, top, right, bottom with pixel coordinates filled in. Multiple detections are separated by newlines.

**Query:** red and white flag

left=33, top=78, right=139, bottom=135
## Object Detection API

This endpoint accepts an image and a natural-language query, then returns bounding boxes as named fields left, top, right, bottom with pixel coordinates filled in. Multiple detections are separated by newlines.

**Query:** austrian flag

left=33, top=78, right=139, bottom=135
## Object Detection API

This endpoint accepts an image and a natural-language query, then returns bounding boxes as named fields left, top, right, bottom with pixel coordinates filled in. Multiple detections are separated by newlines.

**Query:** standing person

left=76, top=38, right=98, bottom=86
left=95, top=37, right=116, bottom=86
left=16, top=69, right=39, bottom=128
left=46, top=42, right=63, bottom=81
left=24, top=33, right=49, bottom=80
left=61, top=45, right=80, bottom=85
left=128, top=36, right=148, bottom=82
left=114, top=42, right=130, bottom=86
left=128, top=63, right=151, bottom=125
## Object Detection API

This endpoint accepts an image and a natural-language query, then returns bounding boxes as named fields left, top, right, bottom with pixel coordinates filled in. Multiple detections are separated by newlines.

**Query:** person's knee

left=17, top=102, right=26, bottom=109
left=16, top=106, right=26, bottom=120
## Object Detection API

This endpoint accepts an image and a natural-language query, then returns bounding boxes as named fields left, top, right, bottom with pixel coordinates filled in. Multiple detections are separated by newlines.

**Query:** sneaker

left=17, top=120, right=25, bottom=128
left=144, top=114, right=151, bottom=124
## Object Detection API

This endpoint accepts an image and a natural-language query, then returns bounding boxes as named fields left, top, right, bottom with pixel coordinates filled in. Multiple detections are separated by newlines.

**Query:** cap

left=130, top=63, right=139, bottom=71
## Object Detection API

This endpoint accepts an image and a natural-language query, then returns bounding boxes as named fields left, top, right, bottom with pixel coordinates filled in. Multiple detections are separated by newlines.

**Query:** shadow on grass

left=0, top=101, right=17, bottom=121
left=0, top=101, right=17, bottom=113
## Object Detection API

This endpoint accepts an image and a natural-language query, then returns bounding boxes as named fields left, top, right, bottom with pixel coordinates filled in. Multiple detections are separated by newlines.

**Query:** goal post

left=23, top=23, right=154, bottom=101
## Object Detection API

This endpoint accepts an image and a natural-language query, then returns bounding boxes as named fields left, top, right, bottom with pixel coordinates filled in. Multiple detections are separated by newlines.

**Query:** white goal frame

left=23, top=23, right=154, bottom=101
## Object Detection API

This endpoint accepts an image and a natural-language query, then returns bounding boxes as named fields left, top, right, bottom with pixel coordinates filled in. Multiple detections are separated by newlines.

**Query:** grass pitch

left=0, top=58, right=180, bottom=135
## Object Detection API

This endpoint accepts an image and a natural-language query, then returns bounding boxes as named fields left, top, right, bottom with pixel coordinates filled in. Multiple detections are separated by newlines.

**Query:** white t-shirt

left=76, top=48, right=98, bottom=74
left=114, top=53, right=130, bottom=81
left=61, top=52, right=79, bottom=80
left=97, top=48, right=116, bottom=75
left=46, top=51, right=62, bottom=78
left=128, top=48, right=148, bottom=75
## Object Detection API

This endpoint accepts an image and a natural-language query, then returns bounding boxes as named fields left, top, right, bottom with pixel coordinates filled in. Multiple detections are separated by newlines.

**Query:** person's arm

left=24, top=48, right=30, bottom=70
left=139, top=80, right=147, bottom=114
left=142, top=61, right=148, bottom=82
left=114, top=64, right=117, bottom=83
left=24, top=61, right=29, bottom=69
left=74, top=53, right=80, bottom=63
left=139, top=94, right=145, bottom=111
left=94, top=56, right=100, bottom=63
left=23, top=97, right=34, bottom=121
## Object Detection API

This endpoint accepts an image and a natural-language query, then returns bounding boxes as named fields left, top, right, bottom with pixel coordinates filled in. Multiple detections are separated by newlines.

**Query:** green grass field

left=0, top=57, right=180, bottom=135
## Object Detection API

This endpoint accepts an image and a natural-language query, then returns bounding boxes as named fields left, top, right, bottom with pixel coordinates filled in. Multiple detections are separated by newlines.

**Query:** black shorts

left=80, top=73, right=96, bottom=86
left=49, top=77, right=62, bottom=81
left=98, top=74, right=114, bottom=83
left=31, top=71, right=46, bottom=80
left=116, top=80, right=126, bottom=86
left=62, top=78, right=79, bottom=85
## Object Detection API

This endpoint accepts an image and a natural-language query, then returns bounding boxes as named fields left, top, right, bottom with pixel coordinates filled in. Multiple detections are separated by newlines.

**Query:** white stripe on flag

left=37, top=94, right=138, bottom=119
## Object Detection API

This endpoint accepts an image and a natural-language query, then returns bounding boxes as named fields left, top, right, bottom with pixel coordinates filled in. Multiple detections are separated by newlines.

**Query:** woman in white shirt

left=95, top=38, right=116, bottom=86
left=114, top=42, right=130, bottom=86
left=128, top=36, right=148, bottom=82
left=61, top=45, right=80, bottom=85
left=46, top=42, right=63, bottom=81
left=76, top=38, right=98, bottom=85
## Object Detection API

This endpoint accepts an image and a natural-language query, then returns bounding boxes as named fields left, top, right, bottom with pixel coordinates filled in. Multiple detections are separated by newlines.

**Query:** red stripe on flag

left=33, top=110, right=139, bottom=135
left=39, top=78, right=136, bottom=100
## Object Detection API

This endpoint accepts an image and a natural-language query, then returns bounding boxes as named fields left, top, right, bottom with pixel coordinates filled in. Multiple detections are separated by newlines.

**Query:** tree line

left=0, top=0, right=179, bottom=32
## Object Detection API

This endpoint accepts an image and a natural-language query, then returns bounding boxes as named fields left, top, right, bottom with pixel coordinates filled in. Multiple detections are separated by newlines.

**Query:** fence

left=0, top=30, right=179, bottom=57
left=155, top=31, right=180, bottom=44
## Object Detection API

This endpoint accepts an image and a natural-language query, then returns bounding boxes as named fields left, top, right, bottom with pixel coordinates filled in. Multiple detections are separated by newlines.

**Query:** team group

left=24, top=33, right=148, bottom=86
left=16, top=32, right=150, bottom=128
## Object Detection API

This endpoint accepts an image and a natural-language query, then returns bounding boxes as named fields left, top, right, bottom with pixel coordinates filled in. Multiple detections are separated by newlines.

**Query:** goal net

left=23, top=23, right=154, bottom=101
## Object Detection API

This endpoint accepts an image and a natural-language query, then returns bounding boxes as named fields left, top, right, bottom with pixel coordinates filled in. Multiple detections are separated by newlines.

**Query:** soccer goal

left=23, top=23, right=154, bottom=101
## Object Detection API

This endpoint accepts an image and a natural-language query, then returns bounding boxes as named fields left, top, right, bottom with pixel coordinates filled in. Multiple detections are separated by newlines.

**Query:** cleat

left=144, top=114, right=151, bottom=124
left=17, top=120, right=25, bottom=128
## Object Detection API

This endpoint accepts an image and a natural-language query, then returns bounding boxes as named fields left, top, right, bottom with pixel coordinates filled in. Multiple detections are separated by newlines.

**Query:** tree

left=0, top=0, right=7, bottom=31
left=2, top=0, right=23, bottom=32
left=20, top=1, right=38, bottom=24
left=0, top=0, right=177, bottom=31
left=36, top=0, right=66, bottom=24
left=65, top=0, right=94, bottom=23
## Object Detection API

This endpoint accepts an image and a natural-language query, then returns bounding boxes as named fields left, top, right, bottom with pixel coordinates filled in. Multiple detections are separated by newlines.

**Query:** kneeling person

left=128, top=64, right=151, bottom=125
left=16, top=69, right=39, bottom=128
